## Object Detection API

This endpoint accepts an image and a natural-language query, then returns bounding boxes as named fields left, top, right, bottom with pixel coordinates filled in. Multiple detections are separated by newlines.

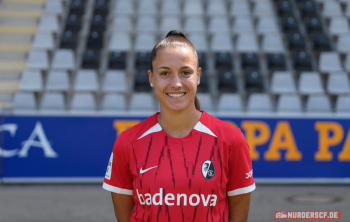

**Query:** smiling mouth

left=166, top=92, right=186, bottom=98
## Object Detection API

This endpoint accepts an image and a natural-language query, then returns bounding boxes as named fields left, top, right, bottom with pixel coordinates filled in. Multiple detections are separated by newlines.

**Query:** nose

left=170, top=73, right=182, bottom=89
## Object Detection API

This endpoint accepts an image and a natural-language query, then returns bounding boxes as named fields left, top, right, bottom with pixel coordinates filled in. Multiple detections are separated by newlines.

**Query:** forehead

left=153, top=47, right=197, bottom=68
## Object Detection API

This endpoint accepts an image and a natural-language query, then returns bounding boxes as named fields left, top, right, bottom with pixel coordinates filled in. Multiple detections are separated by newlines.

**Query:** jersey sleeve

left=102, top=133, right=133, bottom=195
left=227, top=130, right=256, bottom=196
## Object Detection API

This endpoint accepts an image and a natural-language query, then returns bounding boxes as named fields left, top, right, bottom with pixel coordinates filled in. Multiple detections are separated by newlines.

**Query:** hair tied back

left=165, top=30, right=188, bottom=39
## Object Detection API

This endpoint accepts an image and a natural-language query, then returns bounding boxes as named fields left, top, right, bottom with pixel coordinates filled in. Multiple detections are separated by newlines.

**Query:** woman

left=103, top=30, right=255, bottom=222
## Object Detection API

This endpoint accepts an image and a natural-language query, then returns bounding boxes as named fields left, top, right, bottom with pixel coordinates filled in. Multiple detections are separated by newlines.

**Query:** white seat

left=306, top=94, right=331, bottom=113
left=184, top=17, right=206, bottom=34
left=232, top=17, right=254, bottom=34
left=277, top=94, right=302, bottom=113
left=299, top=72, right=324, bottom=95
left=323, top=1, right=343, bottom=17
left=236, top=33, right=259, bottom=52
left=336, top=95, right=350, bottom=113
left=247, top=93, right=273, bottom=112
left=74, top=70, right=99, bottom=92
left=52, top=49, right=75, bottom=70
left=208, top=17, right=230, bottom=34
left=71, top=93, right=95, bottom=111
left=19, top=70, right=43, bottom=91
left=134, top=33, right=157, bottom=51
left=113, top=0, right=135, bottom=15
left=109, top=33, right=132, bottom=51
left=26, top=51, right=49, bottom=70
left=257, top=17, right=280, bottom=34
left=45, top=0, right=64, bottom=15
left=345, top=53, right=350, bottom=71
left=129, top=93, right=154, bottom=111
left=184, top=1, right=204, bottom=16
left=160, top=2, right=181, bottom=16
left=327, top=72, right=350, bottom=94
left=230, top=1, right=251, bottom=16
left=197, top=93, right=213, bottom=111
left=110, top=16, right=133, bottom=33
left=218, top=93, right=243, bottom=112
left=101, top=93, right=127, bottom=111
left=270, top=71, right=297, bottom=94
left=33, top=32, right=55, bottom=51
left=336, top=34, right=350, bottom=53
left=188, top=34, right=208, bottom=51
left=40, top=92, right=65, bottom=111
left=160, top=17, right=182, bottom=33
left=262, top=34, right=285, bottom=52
left=102, top=70, right=127, bottom=92
left=46, top=70, right=70, bottom=91
left=253, top=1, right=275, bottom=16
left=135, top=16, right=157, bottom=33
left=38, top=15, right=59, bottom=33
left=211, top=34, right=233, bottom=52
left=13, top=92, right=36, bottom=111
left=319, top=52, right=343, bottom=73
left=329, top=17, right=350, bottom=35
left=207, top=2, right=227, bottom=16
left=346, top=3, right=350, bottom=17
left=137, top=0, right=157, bottom=15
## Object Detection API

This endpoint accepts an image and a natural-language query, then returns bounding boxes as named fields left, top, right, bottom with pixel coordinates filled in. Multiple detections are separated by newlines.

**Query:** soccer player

left=103, top=30, right=256, bottom=222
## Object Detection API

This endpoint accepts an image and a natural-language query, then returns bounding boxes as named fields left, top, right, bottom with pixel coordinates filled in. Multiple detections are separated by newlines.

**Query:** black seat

left=86, top=31, right=103, bottom=50
left=293, top=51, right=313, bottom=71
left=136, top=52, right=151, bottom=70
left=108, top=51, right=126, bottom=69
left=60, top=30, right=78, bottom=49
left=267, top=54, right=287, bottom=71
left=82, top=49, right=100, bottom=69
left=94, top=0, right=109, bottom=15
left=69, top=0, right=86, bottom=15
left=282, top=16, right=299, bottom=33
left=245, top=71, right=264, bottom=93
left=277, top=0, right=294, bottom=17
left=198, top=72, right=209, bottom=93
left=215, top=52, right=233, bottom=70
left=299, top=0, right=318, bottom=18
left=305, top=17, right=324, bottom=34
left=313, top=34, right=332, bottom=52
left=241, top=53, right=259, bottom=71
left=218, top=71, right=237, bottom=93
left=197, top=51, right=207, bottom=69
left=134, top=70, right=152, bottom=92
left=90, top=14, right=106, bottom=32
left=65, top=14, right=82, bottom=32
left=288, top=32, right=306, bottom=52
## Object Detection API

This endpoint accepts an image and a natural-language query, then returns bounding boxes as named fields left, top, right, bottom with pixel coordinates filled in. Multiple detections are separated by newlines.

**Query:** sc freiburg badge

left=202, top=160, right=215, bottom=180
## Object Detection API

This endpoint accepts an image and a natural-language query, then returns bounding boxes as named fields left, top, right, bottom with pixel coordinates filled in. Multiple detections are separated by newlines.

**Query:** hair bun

left=165, top=30, right=187, bottom=39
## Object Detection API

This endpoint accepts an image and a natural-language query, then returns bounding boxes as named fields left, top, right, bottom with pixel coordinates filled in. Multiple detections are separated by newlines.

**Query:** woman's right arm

left=111, top=192, right=134, bottom=222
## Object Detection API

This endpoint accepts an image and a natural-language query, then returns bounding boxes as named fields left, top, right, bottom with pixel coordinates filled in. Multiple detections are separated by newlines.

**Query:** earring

left=197, top=81, right=200, bottom=85
left=150, top=83, right=153, bottom=87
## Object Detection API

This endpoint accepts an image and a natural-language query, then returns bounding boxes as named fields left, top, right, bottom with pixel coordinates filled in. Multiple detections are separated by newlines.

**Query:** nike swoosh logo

left=140, top=166, right=158, bottom=174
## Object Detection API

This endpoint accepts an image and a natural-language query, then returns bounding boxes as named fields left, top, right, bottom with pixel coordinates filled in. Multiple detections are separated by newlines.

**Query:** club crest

left=202, top=160, right=215, bottom=180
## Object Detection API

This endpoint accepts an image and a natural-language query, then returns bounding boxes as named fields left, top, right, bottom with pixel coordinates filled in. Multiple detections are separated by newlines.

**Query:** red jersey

left=103, top=111, right=255, bottom=222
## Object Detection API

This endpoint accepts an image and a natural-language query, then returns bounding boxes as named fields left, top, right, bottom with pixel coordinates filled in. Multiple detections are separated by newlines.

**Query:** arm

left=111, top=192, right=134, bottom=222
left=228, top=192, right=252, bottom=222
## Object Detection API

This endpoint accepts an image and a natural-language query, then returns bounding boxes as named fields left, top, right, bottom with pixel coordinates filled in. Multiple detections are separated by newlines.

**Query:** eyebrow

left=157, top=66, right=193, bottom=70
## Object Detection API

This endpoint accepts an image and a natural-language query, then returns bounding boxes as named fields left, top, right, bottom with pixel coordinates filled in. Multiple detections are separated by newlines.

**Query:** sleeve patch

left=105, top=152, right=113, bottom=180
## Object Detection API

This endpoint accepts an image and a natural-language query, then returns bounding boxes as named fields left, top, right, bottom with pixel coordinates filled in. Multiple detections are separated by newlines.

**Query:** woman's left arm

left=228, top=192, right=252, bottom=222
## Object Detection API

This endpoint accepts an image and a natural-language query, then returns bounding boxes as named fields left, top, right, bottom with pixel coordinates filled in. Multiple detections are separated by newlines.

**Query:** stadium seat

left=346, top=3, right=350, bottom=17
left=74, top=70, right=99, bottom=92
left=336, top=95, right=350, bottom=113
left=26, top=51, right=49, bottom=70
left=319, top=52, right=342, bottom=73
left=40, top=92, right=65, bottom=111
left=86, top=31, right=104, bottom=50
left=208, top=17, right=230, bottom=34
left=134, top=33, right=156, bottom=52
left=33, top=32, right=54, bottom=51
left=19, top=70, right=43, bottom=92
left=327, top=72, right=350, bottom=95
left=230, top=1, right=251, bottom=17
left=52, top=49, right=75, bottom=70
left=198, top=73, right=209, bottom=93
left=241, top=53, right=259, bottom=71
left=82, top=49, right=100, bottom=69
left=217, top=93, right=243, bottom=112
left=267, top=53, right=287, bottom=71
left=113, top=0, right=134, bottom=15
left=183, top=1, right=204, bottom=16
left=102, top=70, right=128, bottom=93
left=299, top=72, right=325, bottom=94
left=38, top=15, right=60, bottom=33
left=94, top=0, right=109, bottom=15
left=329, top=17, right=350, bottom=36
left=305, top=17, right=324, bottom=34
left=108, top=51, right=127, bottom=69
left=300, top=0, right=318, bottom=18
left=211, top=35, right=233, bottom=52
left=45, top=0, right=64, bottom=16
left=69, top=0, right=86, bottom=15
left=288, top=33, right=306, bottom=51
left=253, top=1, right=275, bottom=16
left=45, top=70, right=70, bottom=91
left=13, top=92, right=36, bottom=111
left=90, top=14, right=107, bottom=32
left=188, top=34, right=208, bottom=52
left=134, top=70, right=152, bottom=92
left=313, top=34, right=332, bottom=52
left=109, top=33, right=132, bottom=51
left=207, top=2, right=227, bottom=16
left=232, top=17, right=254, bottom=34
left=337, top=34, right=350, bottom=53
left=197, top=93, right=213, bottom=111
left=262, top=34, right=285, bottom=53
left=160, top=2, right=181, bottom=16
left=293, top=51, right=313, bottom=71
left=60, top=30, right=78, bottom=49
left=184, top=17, right=206, bottom=34
left=236, top=34, right=259, bottom=53
left=277, top=94, right=302, bottom=113
left=129, top=93, right=154, bottom=111
left=137, top=0, right=157, bottom=15
left=245, top=71, right=264, bottom=93
left=215, top=52, right=233, bottom=70
left=101, top=93, right=127, bottom=111
left=277, top=0, right=294, bottom=17
left=271, top=71, right=296, bottom=94
left=282, top=16, right=300, bottom=33
left=322, top=1, right=343, bottom=17
left=136, top=16, right=157, bottom=33
left=257, top=17, right=280, bottom=34
left=197, top=52, right=207, bottom=69
left=345, top=53, right=350, bottom=72
left=110, top=16, right=133, bottom=33
left=65, top=14, right=82, bottom=32
left=70, top=93, right=95, bottom=111
left=136, top=52, right=151, bottom=70
left=306, top=94, right=331, bottom=113
left=160, top=17, right=182, bottom=33
left=218, top=71, right=237, bottom=93
left=247, top=93, right=273, bottom=112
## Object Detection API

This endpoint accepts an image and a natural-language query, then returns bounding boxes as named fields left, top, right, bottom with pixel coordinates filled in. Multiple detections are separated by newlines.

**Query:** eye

left=160, top=71, right=169, bottom=76
left=183, top=70, right=191, bottom=76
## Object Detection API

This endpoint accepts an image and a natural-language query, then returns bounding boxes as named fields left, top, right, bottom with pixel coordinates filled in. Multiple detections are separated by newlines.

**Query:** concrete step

left=2, top=0, right=47, bottom=3
left=0, top=25, right=38, bottom=34
left=0, top=43, right=31, bottom=53
left=0, top=60, right=25, bottom=72
left=0, top=34, right=33, bottom=43
left=0, top=18, right=38, bottom=26
left=0, top=10, right=43, bottom=18
left=0, top=3, right=44, bottom=10
left=0, top=71, right=21, bottom=80
left=0, top=80, right=19, bottom=93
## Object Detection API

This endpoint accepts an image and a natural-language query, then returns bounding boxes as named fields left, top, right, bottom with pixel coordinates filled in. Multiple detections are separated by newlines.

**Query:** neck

left=157, top=106, right=202, bottom=138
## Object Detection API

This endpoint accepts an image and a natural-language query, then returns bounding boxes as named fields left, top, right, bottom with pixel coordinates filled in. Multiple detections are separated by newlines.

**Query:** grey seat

left=102, top=70, right=127, bottom=92
left=110, top=17, right=133, bottom=33
left=232, top=17, right=254, bottom=34
left=188, top=34, right=208, bottom=51
left=327, top=72, right=350, bottom=95
left=184, top=17, right=206, bottom=34
left=101, top=93, right=127, bottom=111
left=236, top=33, right=259, bottom=52
left=160, top=2, right=181, bottom=16
left=26, top=51, right=49, bottom=70
left=247, top=93, right=273, bottom=112
left=306, top=94, right=331, bottom=113
left=319, top=52, right=342, bottom=73
left=137, top=0, right=157, bottom=15
left=13, top=92, right=36, bottom=111
left=46, top=70, right=70, bottom=91
left=253, top=1, right=275, bottom=16
left=336, top=95, right=350, bottom=113
left=135, top=16, right=157, bottom=33
left=113, top=0, right=135, bottom=15
left=52, top=49, right=75, bottom=70
left=109, top=33, right=132, bottom=51
left=129, top=93, right=154, bottom=111
left=211, top=34, right=233, bottom=52
left=183, top=1, right=204, bottom=16
left=257, top=17, right=279, bottom=34
left=336, top=34, right=350, bottom=53
left=262, top=34, right=285, bottom=52
left=45, top=0, right=64, bottom=15
left=299, top=72, right=324, bottom=94
left=345, top=53, right=350, bottom=72
left=134, top=33, right=156, bottom=51
left=70, top=93, right=95, bottom=111
left=217, top=93, right=243, bottom=112
left=19, top=70, right=43, bottom=91
left=74, top=70, right=99, bottom=92
left=33, top=32, right=54, bottom=51
left=40, top=92, right=65, bottom=111
left=323, top=1, right=343, bottom=17
left=270, top=71, right=296, bottom=94
left=277, top=94, right=302, bottom=113
left=38, top=15, right=59, bottom=33
left=208, top=17, right=230, bottom=34
left=230, top=1, right=251, bottom=16
left=329, top=17, right=349, bottom=35
left=207, top=2, right=227, bottom=16
left=160, top=17, right=182, bottom=33
left=197, top=93, right=213, bottom=111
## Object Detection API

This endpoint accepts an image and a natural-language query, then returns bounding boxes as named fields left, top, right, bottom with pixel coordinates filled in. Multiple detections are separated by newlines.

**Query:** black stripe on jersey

left=180, top=204, right=185, bottom=222
left=217, top=149, right=223, bottom=187
left=132, top=144, right=142, bottom=188
left=155, top=136, right=167, bottom=180
left=156, top=202, right=162, bottom=222
left=192, top=135, right=203, bottom=177
left=181, top=143, right=189, bottom=178
left=164, top=188, right=171, bottom=222
left=143, top=136, right=153, bottom=168
left=167, top=148, right=176, bottom=188
left=192, top=189, right=201, bottom=222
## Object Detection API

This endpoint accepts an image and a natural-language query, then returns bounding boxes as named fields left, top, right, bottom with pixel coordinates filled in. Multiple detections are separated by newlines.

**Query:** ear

left=197, top=67, right=202, bottom=84
left=148, top=70, right=154, bottom=87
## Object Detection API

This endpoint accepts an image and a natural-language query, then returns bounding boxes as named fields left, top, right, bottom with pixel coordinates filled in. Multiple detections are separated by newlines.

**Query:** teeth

left=168, top=93, right=185, bottom=97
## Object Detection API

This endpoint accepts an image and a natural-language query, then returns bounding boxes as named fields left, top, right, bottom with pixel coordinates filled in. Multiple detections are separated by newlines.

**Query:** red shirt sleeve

left=102, top=133, right=133, bottom=195
left=227, top=130, right=256, bottom=196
